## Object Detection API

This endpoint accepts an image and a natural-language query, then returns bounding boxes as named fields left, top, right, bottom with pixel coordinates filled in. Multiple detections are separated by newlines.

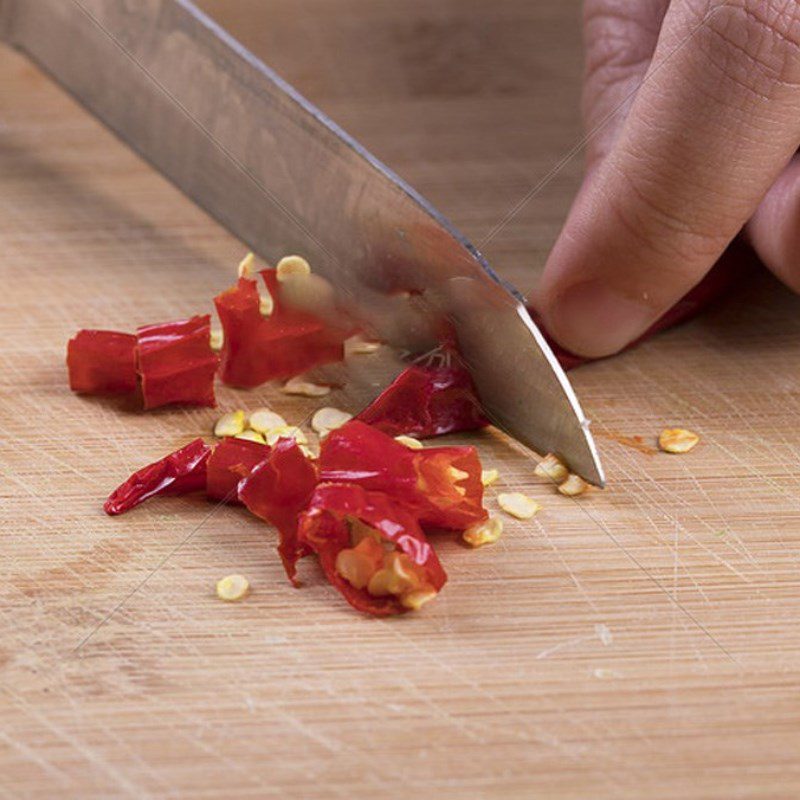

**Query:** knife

left=0, top=0, right=604, bottom=486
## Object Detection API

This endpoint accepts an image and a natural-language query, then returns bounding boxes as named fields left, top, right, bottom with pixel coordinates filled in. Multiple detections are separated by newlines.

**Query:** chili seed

left=264, top=425, right=308, bottom=446
left=534, top=453, right=569, bottom=483
left=237, top=252, right=255, bottom=278
left=394, top=435, right=423, bottom=449
left=214, top=410, right=246, bottom=438
left=497, top=492, right=541, bottom=520
left=462, top=516, right=503, bottom=547
left=209, top=327, right=224, bottom=351
left=235, top=429, right=266, bottom=444
left=281, top=376, right=331, bottom=397
left=276, top=255, right=311, bottom=281
left=248, top=408, right=287, bottom=433
left=557, top=474, right=589, bottom=497
left=480, top=468, right=499, bottom=487
left=216, top=574, right=250, bottom=602
left=658, top=428, right=700, bottom=454
left=400, top=586, right=438, bottom=611
left=311, top=407, right=352, bottom=434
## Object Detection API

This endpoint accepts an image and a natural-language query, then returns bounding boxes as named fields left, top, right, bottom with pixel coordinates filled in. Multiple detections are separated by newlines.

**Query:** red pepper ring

left=319, top=420, right=487, bottom=531
left=356, top=363, right=488, bottom=438
left=238, top=438, right=318, bottom=586
left=67, top=329, right=138, bottom=395
left=104, top=438, right=211, bottom=516
left=297, top=483, right=447, bottom=616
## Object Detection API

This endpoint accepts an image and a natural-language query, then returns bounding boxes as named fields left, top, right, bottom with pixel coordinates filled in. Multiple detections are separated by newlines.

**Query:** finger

left=538, top=0, right=800, bottom=358
left=746, top=154, right=800, bottom=293
left=582, top=0, right=670, bottom=168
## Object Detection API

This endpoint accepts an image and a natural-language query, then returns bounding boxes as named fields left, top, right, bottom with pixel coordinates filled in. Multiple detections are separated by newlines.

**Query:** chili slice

left=206, top=437, right=270, bottom=502
left=356, top=363, right=488, bottom=438
left=319, top=420, right=487, bottom=530
left=104, top=438, right=211, bottom=516
left=238, top=438, right=318, bottom=585
left=297, top=483, right=447, bottom=616
left=214, top=269, right=347, bottom=388
left=67, top=329, right=138, bottom=395
left=136, top=315, right=219, bottom=409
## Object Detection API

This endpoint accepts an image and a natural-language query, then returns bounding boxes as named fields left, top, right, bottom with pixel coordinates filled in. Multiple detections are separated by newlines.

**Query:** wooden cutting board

left=2, top=2, right=800, bottom=797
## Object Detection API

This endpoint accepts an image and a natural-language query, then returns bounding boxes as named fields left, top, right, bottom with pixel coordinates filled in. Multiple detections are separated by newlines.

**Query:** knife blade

left=0, top=0, right=604, bottom=485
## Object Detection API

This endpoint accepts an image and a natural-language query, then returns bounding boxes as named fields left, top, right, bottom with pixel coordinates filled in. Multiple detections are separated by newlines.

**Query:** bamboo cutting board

left=2, top=2, right=800, bottom=797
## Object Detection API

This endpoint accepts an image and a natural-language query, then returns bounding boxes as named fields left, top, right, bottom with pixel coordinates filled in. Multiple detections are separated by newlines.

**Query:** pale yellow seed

left=216, top=574, right=250, bottom=602
left=276, top=255, right=311, bottom=281
left=238, top=251, right=255, bottom=278
left=335, top=549, right=375, bottom=590
left=209, top=327, right=224, bottom=352
left=481, top=468, right=499, bottom=487
left=394, top=435, right=423, bottom=449
left=557, top=474, right=589, bottom=497
left=264, top=425, right=308, bottom=446
left=214, top=410, right=246, bottom=438
left=311, top=407, right=352, bottom=434
left=367, top=568, right=400, bottom=597
left=248, top=408, right=287, bottom=433
left=534, top=453, right=569, bottom=484
left=462, top=516, right=503, bottom=547
left=235, top=429, right=266, bottom=444
left=497, top=492, right=541, bottom=520
left=658, top=428, right=700, bottom=454
left=281, top=376, right=331, bottom=397
left=258, top=291, right=274, bottom=316
left=400, top=586, right=438, bottom=611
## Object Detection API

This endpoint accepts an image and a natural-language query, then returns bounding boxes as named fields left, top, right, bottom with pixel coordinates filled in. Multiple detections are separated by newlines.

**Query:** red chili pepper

left=206, top=437, right=270, bottom=502
left=238, top=438, right=318, bottom=585
left=214, top=269, right=347, bottom=388
left=319, top=420, right=487, bottom=530
left=530, top=242, right=755, bottom=371
left=67, top=329, right=138, bottom=395
left=104, top=438, right=211, bottom=516
left=297, top=483, right=447, bottom=616
left=356, top=363, right=488, bottom=438
left=135, top=315, right=219, bottom=409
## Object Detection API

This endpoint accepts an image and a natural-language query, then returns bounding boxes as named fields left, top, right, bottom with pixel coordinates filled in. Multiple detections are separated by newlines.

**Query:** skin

left=535, top=0, right=800, bottom=358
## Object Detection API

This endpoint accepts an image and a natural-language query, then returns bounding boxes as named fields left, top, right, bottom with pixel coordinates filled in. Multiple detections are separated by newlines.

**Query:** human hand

left=535, top=0, right=800, bottom=358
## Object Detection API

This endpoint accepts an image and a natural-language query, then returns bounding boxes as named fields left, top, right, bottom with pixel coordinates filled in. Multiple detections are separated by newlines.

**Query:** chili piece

left=297, top=483, right=447, bottom=616
left=67, top=329, right=138, bottom=395
left=136, top=315, right=218, bottom=409
left=214, top=269, right=346, bottom=388
left=104, top=438, right=211, bottom=516
left=206, top=437, right=270, bottom=502
left=356, top=363, right=488, bottom=438
left=238, top=438, right=318, bottom=585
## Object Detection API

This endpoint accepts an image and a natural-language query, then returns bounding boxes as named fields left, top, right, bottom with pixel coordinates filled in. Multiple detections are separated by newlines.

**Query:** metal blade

left=0, top=0, right=604, bottom=485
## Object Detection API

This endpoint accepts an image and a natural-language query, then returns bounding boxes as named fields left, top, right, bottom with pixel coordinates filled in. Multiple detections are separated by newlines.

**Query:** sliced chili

left=136, top=315, right=218, bottom=409
left=206, top=437, right=270, bottom=503
left=67, top=329, right=138, bottom=395
left=214, top=269, right=347, bottom=388
left=297, top=482, right=447, bottom=616
left=356, top=363, right=488, bottom=438
left=238, top=438, right=318, bottom=585
left=319, top=420, right=487, bottom=530
left=104, top=438, right=211, bottom=516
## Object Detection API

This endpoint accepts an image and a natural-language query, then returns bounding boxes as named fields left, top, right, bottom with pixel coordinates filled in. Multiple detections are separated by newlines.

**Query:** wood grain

left=2, top=1, right=800, bottom=797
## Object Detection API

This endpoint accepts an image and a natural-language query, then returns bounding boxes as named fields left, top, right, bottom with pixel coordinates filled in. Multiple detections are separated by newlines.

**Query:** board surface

left=2, top=1, right=800, bottom=797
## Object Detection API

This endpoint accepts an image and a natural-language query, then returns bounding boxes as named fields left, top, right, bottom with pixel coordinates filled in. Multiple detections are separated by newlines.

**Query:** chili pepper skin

left=356, top=363, right=488, bottom=438
left=104, top=438, right=211, bottom=516
left=319, top=420, right=487, bottom=530
left=206, top=437, right=270, bottom=503
left=67, top=329, right=138, bottom=395
left=214, top=269, right=346, bottom=389
left=136, top=315, right=219, bottom=409
left=238, top=438, right=318, bottom=585
left=298, top=483, right=447, bottom=616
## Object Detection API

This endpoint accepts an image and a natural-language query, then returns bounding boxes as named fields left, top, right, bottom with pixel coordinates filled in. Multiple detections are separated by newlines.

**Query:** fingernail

left=545, top=280, right=655, bottom=358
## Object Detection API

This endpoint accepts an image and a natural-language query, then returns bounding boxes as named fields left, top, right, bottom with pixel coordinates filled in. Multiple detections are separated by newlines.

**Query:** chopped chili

left=104, top=438, right=211, bottom=516
left=206, top=437, right=270, bottom=502
left=297, top=483, right=447, bottom=616
left=214, top=269, right=347, bottom=388
left=67, top=329, right=138, bottom=395
left=136, top=315, right=218, bottom=409
left=356, top=363, right=488, bottom=438
left=238, top=438, right=318, bottom=585
left=319, top=420, right=487, bottom=530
